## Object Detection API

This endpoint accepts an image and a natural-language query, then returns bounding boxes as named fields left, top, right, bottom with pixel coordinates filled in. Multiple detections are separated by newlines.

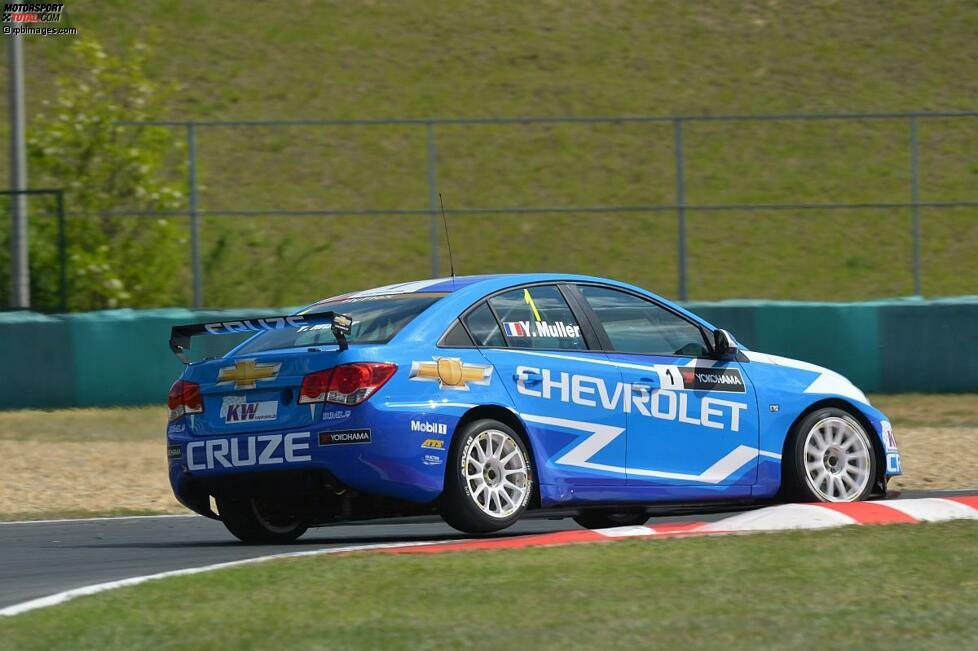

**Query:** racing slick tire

left=782, top=407, right=879, bottom=503
left=440, top=419, right=533, bottom=534
left=216, top=496, right=309, bottom=544
left=572, top=510, right=650, bottom=529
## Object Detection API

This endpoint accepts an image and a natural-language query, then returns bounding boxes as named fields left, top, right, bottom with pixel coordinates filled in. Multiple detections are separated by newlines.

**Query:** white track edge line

left=4, top=496, right=977, bottom=616
left=0, top=539, right=455, bottom=617
left=0, top=514, right=200, bottom=526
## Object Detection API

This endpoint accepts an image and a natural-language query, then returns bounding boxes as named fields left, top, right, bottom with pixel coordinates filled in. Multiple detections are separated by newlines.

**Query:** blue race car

left=166, top=274, right=901, bottom=543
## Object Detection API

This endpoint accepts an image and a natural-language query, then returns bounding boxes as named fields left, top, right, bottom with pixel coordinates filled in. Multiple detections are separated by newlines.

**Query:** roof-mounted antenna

left=439, top=193, right=457, bottom=289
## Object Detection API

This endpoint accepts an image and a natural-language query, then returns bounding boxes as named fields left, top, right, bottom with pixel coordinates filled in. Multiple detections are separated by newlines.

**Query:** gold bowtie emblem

left=409, top=357, right=492, bottom=390
left=217, top=359, right=281, bottom=390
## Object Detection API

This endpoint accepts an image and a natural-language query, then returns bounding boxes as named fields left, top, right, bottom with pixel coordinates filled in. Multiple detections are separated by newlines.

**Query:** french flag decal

left=504, top=322, right=528, bottom=337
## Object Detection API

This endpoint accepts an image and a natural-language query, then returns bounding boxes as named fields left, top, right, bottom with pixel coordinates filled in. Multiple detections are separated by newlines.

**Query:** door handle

left=514, top=370, right=542, bottom=385
left=632, top=376, right=660, bottom=392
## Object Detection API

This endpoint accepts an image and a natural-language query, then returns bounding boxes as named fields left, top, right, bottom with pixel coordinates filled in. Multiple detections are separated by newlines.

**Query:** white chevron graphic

left=522, top=413, right=774, bottom=484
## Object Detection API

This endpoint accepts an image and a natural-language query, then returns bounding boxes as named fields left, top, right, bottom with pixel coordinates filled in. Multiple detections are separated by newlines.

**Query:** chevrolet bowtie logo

left=217, top=359, right=281, bottom=390
left=409, top=357, right=492, bottom=390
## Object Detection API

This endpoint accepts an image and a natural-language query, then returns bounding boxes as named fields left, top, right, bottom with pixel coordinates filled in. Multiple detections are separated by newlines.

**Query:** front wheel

left=783, top=408, right=878, bottom=503
left=440, top=419, right=533, bottom=534
left=216, top=496, right=309, bottom=544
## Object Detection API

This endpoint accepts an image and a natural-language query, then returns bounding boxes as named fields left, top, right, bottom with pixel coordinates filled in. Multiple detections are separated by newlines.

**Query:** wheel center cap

left=824, top=446, right=845, bottom=473
left=484, top=462, right=502, bottom=486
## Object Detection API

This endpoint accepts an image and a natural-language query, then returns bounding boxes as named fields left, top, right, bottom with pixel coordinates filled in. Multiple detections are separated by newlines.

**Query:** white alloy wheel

left=802, top=416, right=873, bottom=502
left=461, top=428, right=530, bottom=519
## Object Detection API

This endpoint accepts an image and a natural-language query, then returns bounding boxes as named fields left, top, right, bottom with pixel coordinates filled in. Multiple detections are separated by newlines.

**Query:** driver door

left=570, top=284, right=760, bottom=489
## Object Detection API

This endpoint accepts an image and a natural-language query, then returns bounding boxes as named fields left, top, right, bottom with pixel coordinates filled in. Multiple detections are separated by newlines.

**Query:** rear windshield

left=234, top=293, right=446, bottom=354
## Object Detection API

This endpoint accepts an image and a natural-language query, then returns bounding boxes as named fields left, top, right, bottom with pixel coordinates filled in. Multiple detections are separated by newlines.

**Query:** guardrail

left=1, top=297, right=975, bottom=408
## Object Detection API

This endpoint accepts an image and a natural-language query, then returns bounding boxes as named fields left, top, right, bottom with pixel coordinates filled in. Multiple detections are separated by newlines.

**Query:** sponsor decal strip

left=521, top=414, right=769, bottom=483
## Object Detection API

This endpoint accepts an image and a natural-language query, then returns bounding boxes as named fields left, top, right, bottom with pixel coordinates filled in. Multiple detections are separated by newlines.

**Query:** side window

left=578, top=285, right=709, bottom=357
left=462, top=303, right=505, bottom=347
left=440, top=320, right=474, bottom=347
left=488, top=285, right=586, bottom=350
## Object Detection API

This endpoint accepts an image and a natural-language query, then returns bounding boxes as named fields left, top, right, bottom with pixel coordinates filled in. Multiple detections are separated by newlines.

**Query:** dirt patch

left=0, top=440, right=181, bottom=517
left=888, top=426, right=978, bottom=491
left=0, top=425, right=974, bottom=519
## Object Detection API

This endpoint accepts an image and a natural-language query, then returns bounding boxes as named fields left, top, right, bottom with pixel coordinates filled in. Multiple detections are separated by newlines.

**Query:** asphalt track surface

left=0, top=489, right=972, bottom=612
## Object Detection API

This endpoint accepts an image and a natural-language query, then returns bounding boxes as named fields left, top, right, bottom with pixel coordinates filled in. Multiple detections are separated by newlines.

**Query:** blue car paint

left=167, top=273, right=900, bottom=515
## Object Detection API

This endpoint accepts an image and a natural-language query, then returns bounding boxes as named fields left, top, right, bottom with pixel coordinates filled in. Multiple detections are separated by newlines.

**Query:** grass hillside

left=2, top=1, right=977, bottom=306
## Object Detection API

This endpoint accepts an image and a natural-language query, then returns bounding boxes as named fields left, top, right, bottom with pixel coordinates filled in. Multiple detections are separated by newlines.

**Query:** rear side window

left=488, top=285, right=585, bottom=350
left=577, top=285, right=709, bottom=357
left=440, top=320, right=474, bottom=347
left=235, top=293, right=445, bottom=354
left=463, top=303, right=505, bottom=347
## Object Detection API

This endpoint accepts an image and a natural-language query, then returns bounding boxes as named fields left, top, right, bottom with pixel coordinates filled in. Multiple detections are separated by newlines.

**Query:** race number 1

left=658, top=365, right=684, bottom=390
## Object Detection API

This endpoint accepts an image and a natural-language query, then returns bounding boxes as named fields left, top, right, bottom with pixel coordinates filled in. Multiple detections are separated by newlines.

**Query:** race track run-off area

left=1, top=491, right=976, bottom=618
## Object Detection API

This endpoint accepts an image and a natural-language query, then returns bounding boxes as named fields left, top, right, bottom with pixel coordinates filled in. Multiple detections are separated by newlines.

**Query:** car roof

left=312, top=273, right=719, bottom=345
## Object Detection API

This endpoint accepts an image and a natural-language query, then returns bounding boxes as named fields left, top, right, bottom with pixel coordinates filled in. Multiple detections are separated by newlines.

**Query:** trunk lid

left=182, top=348, right=340, bottom=435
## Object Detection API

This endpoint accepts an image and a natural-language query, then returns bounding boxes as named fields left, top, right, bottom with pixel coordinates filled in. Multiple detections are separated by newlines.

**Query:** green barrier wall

left=2, top=298, right=976, bottom=408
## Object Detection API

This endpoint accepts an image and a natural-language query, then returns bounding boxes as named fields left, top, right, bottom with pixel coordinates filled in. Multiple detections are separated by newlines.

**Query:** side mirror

left=713, top=328, right=738, bottom=358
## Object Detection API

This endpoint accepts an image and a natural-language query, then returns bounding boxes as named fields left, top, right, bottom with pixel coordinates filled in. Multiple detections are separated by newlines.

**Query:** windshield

left=234, top=293, right=446, bottom=354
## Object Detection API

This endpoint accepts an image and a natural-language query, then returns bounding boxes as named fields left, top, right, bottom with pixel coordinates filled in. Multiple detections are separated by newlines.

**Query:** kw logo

left=409, top=357, right=492, bottom=390
left=217, top=359, right=281, bottom=390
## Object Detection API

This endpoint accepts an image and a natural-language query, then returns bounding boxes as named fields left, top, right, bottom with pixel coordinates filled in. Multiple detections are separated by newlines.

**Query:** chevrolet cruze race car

left=166, top=274, right=902, bottom=543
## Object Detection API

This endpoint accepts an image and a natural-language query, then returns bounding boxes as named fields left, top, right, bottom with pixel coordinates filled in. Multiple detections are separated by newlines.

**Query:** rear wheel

left=216, top=496, right=309, bottom=544
left=783, top=408, right=877, bottom=503
left=440, top=419, right=533, bottom=534
left=573, top=510, right=649, bottom=529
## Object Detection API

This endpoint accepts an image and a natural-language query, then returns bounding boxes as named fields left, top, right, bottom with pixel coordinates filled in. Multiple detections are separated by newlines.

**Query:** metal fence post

left=425, top=122, right=441, bottom=278
left=909, top=116, right=922, bottom=296
left=673, top=118, right=688, bottom=301
left=55, top=190, right=67, bottom=312
left=187, top=122, right=202, bottom=308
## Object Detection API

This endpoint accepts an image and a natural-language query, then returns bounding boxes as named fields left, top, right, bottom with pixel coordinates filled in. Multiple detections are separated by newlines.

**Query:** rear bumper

left=167, top=401, right=461, bottom=511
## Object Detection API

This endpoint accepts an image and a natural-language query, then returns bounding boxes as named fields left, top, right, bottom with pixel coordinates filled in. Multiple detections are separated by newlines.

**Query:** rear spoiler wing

left=169, top=312, right=353, bottom=364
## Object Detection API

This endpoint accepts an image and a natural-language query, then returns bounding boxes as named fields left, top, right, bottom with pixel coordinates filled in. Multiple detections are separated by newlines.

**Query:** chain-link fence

left=24, top=111, right=978, bottom=309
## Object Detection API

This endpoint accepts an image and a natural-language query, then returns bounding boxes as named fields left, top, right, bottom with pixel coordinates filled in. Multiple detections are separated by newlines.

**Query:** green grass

left=1, top=1, right=977, bottom=306
left=1, top=521, right=976, bottom=650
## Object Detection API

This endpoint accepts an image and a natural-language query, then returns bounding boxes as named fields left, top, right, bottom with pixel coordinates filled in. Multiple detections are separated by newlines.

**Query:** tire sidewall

left=447, top=419, right=533, bottom=531
left=217, top=496, right=308, bottom=544
left=787, top=407, right=878, bottom=503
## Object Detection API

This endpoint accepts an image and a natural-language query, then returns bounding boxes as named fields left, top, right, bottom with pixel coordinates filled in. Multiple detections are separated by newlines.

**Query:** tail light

left=299, top=363, right=396, bottom=406
left=299, top=368, right=334, bottom=404
left=167, top=380, right=204, bottom=421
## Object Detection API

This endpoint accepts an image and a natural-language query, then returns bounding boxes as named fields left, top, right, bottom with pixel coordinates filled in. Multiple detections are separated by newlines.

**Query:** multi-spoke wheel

left=783, top=408, right=878, bottom=503
left=441, top=419, right=533, bottom=533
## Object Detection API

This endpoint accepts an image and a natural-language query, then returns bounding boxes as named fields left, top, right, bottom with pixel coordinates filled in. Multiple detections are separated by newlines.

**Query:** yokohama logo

left=319, top=429, right=372, bottom=445
left=679, top=367, right=746, bottom=393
